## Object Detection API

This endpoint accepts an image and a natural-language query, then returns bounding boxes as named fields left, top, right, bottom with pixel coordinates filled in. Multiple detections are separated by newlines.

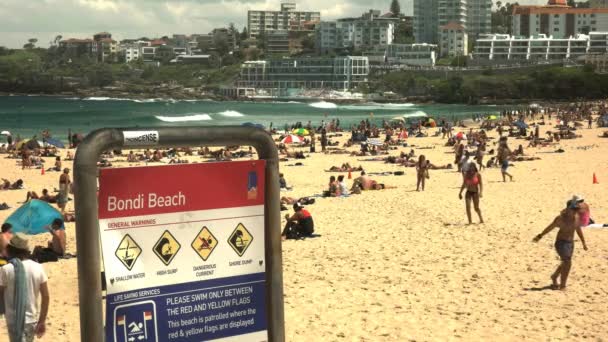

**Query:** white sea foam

left=217, top=110, right=244, bottom=117
left=308, top=101, right=338, bottom=109
left=403, top=111, right=428, bottom=118
left=84, top=97, right=112, bottom=101
left=155, top=114, right=213, bottom=122
left=340, top=103, right=416, bottom=111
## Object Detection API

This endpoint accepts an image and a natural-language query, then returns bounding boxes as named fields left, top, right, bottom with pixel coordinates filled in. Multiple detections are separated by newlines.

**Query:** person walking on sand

left=497, top=139, right=513, bottom=182
left=533, top=198, right=589, bottom=290
left=0, top=233, right=50, bottom=342
left=416, top=155, right=428, bottom=191
left=57, top=168, right=71, bottom=214
left=459, top=163, right=484, bottom=224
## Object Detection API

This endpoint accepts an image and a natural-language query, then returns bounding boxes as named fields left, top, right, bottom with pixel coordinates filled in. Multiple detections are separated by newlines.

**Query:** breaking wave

left=155, top=114, right=213, bottom=122
left=308, top=101, right=338, bottom=109
left=217, top=110, right=244, bottom=117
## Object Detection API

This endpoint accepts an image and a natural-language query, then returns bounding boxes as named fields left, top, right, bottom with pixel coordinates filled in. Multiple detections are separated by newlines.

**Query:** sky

left=0, top=0, right=548, bottom=48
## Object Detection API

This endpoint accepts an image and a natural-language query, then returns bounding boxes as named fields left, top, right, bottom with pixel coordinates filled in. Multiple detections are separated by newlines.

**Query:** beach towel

left=9, top=258, right=27, bottom=342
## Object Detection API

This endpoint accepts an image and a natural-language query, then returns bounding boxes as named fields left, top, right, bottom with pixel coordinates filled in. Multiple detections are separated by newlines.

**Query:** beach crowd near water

left=1, top=101, right=608, bottom=341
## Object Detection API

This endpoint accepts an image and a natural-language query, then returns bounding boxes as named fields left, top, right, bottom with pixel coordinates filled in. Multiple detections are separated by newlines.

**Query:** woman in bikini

left=416, top=155, right=428, bottom=191
left=459, top=163, right=484, bottom=225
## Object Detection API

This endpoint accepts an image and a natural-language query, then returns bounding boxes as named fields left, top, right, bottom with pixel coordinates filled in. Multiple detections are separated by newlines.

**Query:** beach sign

left=74, top=126, right=284, bottom=342
left=98, top=161, right=269, bottom=342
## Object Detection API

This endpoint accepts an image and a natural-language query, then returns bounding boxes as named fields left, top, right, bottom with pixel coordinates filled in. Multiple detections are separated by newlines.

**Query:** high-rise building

left=414, top=0, right=491, bottom=44
left=466, top=0, right=492, bottom=37
left=247, top=2, right=320, bottom=38
left=414, top=0, right=439, bottom=44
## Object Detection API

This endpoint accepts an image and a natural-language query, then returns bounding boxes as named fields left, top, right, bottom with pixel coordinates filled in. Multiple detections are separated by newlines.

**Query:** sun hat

left=571, top=194, right=584, bottom=202
left=8, top=233, right=30, bottom=252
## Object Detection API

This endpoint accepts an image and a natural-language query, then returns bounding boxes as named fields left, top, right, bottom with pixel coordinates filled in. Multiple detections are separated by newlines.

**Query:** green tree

left=390, top=0, right=401, bottom=16
left=394, top=21, right=414, bottom=44
left=241, top=27, right=249, bottom=41
left=23, top=38, right=38, bottom=49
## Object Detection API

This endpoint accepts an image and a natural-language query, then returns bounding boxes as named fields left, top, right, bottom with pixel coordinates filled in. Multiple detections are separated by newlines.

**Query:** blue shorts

left=501, top=160, right=509, bottom=171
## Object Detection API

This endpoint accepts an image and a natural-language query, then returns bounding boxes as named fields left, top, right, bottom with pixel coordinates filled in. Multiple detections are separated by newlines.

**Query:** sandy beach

left=1, top=120, right=607, bottom=341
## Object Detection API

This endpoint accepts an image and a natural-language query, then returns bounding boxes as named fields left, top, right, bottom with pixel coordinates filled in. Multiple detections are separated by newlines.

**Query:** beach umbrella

left=281, top=134, right=304, bottom=144
left=44, top=137, right=65, bottom=149
left=366, top=138, right=384, bottom=147
left=391, top=116, right=405, bottom=122
left=4, top=200, right=65, bottom=235
left=0, top=131, right=10, bottom=136
left=292, top=128, right=310, bottom=136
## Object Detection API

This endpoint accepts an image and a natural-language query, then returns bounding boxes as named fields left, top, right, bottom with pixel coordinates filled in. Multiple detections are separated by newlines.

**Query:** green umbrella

left=292, top=128, right=310, bottom=136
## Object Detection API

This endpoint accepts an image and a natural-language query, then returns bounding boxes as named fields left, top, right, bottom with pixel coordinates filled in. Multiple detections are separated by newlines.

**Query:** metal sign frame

left=73, top=126, right=284, bottom=342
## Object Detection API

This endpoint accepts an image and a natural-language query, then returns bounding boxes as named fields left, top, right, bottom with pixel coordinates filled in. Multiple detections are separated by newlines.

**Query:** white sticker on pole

left=123, top=131, right=159, bottom=145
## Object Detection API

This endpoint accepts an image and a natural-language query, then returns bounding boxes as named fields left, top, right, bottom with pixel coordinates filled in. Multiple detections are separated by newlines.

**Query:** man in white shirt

left=0, top=233, right=49, bottom=342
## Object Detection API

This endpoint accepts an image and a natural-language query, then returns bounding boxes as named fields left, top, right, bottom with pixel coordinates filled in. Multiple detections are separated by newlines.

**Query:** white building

left=589, top=32, right=608, bottom=53
left=238, top=56, right=369, bottom=90
left=317, top=10, right=396, bottom=52
left=512, top=2, right=608, bottom=39
left=364, top=44, right=437, bottom=66
left=439, top=22, right=469, bottom=57
left=473, top=33, right=608, bottom=61
left=247, top=2, right=320, bottom=38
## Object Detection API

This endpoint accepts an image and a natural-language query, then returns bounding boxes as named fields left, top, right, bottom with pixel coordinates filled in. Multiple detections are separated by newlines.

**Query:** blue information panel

left=107, top=274, right=267, bottom=341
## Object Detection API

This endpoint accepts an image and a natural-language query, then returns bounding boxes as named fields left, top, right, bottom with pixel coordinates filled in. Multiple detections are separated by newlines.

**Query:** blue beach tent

left=4, top=200, right=65, bottom=235
left=45, top=137, right=65, bottom=148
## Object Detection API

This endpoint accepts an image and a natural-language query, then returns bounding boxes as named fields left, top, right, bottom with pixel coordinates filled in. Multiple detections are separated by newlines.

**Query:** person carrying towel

left=0, top=233, right=50, bottom=342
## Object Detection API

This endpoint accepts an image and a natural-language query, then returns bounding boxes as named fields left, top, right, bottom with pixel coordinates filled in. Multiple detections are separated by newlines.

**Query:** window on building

left=554, top=28, right=559, bottom=32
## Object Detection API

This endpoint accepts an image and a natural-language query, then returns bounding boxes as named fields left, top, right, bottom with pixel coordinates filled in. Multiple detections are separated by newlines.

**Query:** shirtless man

left=533, top=198, right=589, bottom=290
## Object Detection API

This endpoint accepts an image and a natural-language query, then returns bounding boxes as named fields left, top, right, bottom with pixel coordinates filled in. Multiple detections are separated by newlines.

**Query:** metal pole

left=74, top=126, right=284, bottom=342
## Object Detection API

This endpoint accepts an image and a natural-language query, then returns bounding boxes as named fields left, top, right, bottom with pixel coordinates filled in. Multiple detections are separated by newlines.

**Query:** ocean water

left=0, top=96, right=504, bottom=141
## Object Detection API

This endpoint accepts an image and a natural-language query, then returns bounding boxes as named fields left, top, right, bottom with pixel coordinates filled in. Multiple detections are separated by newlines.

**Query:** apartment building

left=512, top=1, right=608, bottom=38
left=364, top=43, right=437, bottom=66
left=247, top=2, right=320, bottom=38
left=316, top=10, right=396, bottom=52
left=238, top=56, right=369, bottom=90
left=473, top=33, right=608, bottom=61
left=466, top=0, right=492, bottom=37
left=92, top=32, right=117, bottom=63
left=439, top=22, right=469, bottom=57
left=414, top=0, right=491, bottom=44
left=58, top=38, right=93, bottom=58
left=265, top=31, right=290, bottom=55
